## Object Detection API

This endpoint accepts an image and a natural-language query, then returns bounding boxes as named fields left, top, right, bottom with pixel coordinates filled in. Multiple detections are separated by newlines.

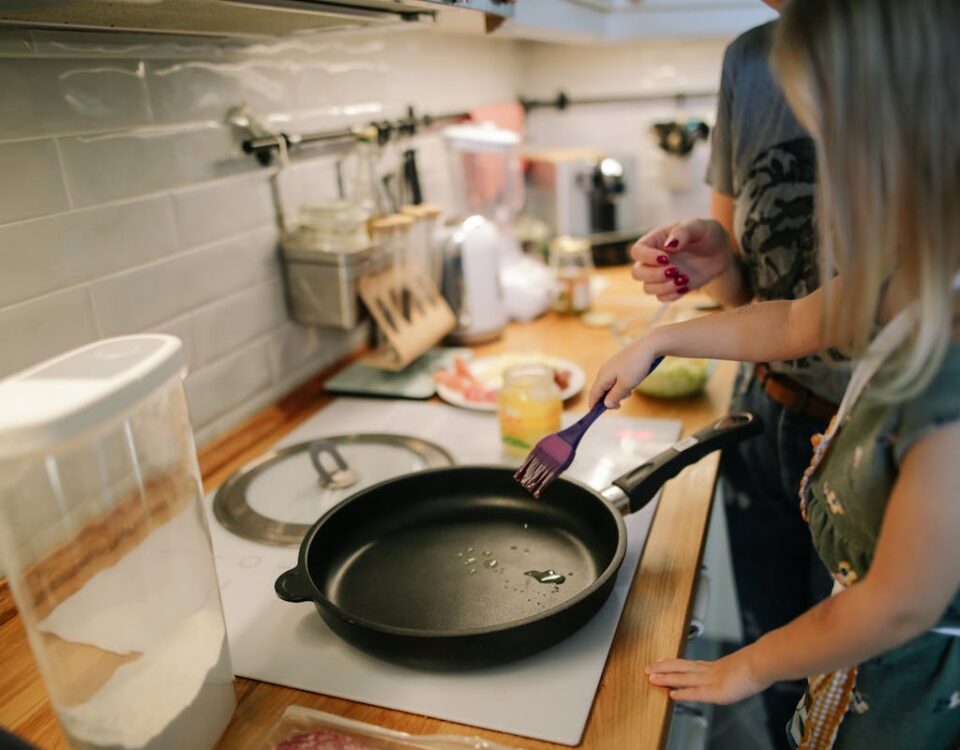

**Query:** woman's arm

left=589, top=279, right=837, bottom=408
left=648, top=419, right=960, bottom=704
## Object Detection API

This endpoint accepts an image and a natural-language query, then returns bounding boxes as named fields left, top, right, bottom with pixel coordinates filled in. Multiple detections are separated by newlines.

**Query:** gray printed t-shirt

left=707, top=21, right=848, bottom=404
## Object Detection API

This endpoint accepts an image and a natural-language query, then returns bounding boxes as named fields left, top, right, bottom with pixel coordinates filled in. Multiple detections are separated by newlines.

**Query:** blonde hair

left=772, top=0, right=960, bottom=402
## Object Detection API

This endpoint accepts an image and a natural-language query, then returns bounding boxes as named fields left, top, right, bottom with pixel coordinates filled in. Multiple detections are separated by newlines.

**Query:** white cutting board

left=205, top=399, right=681, bottom=746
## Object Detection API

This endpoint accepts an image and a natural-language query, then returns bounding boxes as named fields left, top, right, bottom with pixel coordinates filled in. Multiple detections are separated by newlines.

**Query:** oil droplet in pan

left=484, top=559, right=498, bottom=570
left=524, top=569, right=566, bottom=585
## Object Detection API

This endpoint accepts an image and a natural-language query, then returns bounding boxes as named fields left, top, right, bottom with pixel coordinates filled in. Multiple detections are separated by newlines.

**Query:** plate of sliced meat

left=432, top=353, right=585, bottom=411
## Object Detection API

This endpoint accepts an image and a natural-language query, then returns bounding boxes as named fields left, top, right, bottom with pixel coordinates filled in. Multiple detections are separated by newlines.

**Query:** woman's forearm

left=647, top=292, right=825, bottom=365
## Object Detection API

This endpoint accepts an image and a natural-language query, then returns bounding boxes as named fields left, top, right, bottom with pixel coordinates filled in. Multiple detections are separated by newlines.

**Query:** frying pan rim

left=291, top=464, right=629, bottom=639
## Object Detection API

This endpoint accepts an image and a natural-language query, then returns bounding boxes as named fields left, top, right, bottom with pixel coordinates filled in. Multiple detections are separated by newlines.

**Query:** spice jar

left=497, top=363, right=563, bottom=457
left=401, top=203, right=442, bottom=285
left=549, top=235, right=594, bottom=314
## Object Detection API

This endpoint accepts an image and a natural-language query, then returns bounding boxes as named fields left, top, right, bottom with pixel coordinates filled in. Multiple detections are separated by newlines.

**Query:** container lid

left=369, top=214, right=414, bottom=234
left=0, top=335, right=184, bottom=459
left=401, top=204, right=442, bottom=220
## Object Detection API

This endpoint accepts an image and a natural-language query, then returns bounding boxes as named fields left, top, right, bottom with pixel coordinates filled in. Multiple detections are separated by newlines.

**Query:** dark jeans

left=721, top=367, right=834, bottom=747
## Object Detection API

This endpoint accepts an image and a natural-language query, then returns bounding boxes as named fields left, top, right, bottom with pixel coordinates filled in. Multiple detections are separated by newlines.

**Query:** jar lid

left=549, top=235, right=591, bottom=254
left=212, top=434, right=453, bottom=545
left=369, top=214, right=415, bottom=234
left=0, top=335, right=184, bottom=459
left=401, top=204, right=442, bottom=220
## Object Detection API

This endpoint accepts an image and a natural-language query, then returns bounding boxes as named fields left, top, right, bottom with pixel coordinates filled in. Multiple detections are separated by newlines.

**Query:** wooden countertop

left=0, top=268, right=735, bottom=750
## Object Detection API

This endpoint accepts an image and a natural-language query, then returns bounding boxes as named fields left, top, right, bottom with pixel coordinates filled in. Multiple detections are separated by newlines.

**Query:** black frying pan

left=276, top=412, right=762, bottom=668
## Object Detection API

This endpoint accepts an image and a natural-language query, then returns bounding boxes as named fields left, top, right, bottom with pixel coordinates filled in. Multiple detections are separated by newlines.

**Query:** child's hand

left=589, top=340, right=659, bottom=409
left=646, top=652, right=769, bottom=705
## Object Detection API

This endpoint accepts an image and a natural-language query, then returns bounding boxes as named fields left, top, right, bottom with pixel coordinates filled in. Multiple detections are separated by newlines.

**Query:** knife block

left=358, top=266, right=456, bottom=371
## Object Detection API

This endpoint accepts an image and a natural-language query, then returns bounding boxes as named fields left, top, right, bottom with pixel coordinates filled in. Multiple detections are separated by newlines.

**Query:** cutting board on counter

left=324, top=347, right=468, bottom=399
left=205, top=399, right=682, bottom=746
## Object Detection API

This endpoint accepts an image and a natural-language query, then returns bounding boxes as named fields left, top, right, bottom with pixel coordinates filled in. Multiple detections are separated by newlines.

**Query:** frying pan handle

left=275, top=567, right=313, bottom=603
left=612, top=412, right=763, bottom=514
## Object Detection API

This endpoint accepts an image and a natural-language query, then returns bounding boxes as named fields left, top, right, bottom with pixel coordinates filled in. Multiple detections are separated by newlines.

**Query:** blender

left=438, top=123, right=521, bottom=344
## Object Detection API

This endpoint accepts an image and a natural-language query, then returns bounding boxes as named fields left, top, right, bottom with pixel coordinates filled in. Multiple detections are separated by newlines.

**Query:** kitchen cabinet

left=497, top=0, right=776, bottom=42
left=0, top=268, right=736, bottom=750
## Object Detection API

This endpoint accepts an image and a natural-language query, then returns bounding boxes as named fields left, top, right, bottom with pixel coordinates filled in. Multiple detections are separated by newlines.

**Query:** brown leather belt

left=754, top=363, right=838, bottom=422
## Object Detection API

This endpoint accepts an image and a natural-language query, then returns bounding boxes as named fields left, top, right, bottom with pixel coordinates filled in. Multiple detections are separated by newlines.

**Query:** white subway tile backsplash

left=267, top=322, right=365, bottom=384
left=190, top=279, right=288, bottom=369
left=0, top=58, right=152, bottom=141
left=0, top=31, right=33, bottom=57
left=90, top=224, right=279, bottom=336
left=58, top=123, right=257, bottom=208
left=184, top=337, right=273, bottom=430
left=171, top=174, right=276, bottom=249
left=0, top=139, right=69, bottom=223
left=147, top=58, right=295, bottom=125
left=0, top=287, right=99, bottom=378
left=0, top=195, right=177, bottom=308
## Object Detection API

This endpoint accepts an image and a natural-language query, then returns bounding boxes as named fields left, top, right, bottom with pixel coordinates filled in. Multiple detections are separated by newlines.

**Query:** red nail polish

left=665, top=267, right=679, bottom=279
left=666, top=239, right=679, bottom=249
left=675, top=274, right=689, bottom=286
left=677, top=286, right=690, bottom=294
left=656, top=254, right=670, bottom=265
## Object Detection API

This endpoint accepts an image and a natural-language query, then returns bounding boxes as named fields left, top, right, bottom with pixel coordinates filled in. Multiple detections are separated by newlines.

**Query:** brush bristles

left=514, top=450, right=563, bottom=498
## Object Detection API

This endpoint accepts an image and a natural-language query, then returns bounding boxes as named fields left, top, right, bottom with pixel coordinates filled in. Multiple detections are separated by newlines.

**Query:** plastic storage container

left=497, top=363, right=562, bottom=457
left=0, top=336, right=235, bottom=750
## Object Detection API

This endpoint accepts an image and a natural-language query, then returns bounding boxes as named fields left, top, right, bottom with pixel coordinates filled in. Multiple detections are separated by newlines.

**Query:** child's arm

left=588, top=278, right=838, bottom=408
left=647, top=419, right=960, bottom=704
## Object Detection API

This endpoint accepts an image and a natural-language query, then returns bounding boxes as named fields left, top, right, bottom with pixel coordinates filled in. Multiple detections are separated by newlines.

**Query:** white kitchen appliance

left=524, top=147, right=639, bottom=237
left=438, top=123, right=525, bottom=344
left=204, top=398, right=681, bottom=746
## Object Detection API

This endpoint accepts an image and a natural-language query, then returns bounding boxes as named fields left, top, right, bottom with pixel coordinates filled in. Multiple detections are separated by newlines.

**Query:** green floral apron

left=787, top=285, right=960, bottom=749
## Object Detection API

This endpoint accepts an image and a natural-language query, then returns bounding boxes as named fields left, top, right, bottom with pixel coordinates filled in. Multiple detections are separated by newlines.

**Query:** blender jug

left=0, top=336, right=235, bottom=750
left=438, top=123, right=523, bottom=343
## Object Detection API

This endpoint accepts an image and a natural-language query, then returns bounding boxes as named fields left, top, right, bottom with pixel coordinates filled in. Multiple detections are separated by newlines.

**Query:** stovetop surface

left=205, top=398, right=681, bottom=746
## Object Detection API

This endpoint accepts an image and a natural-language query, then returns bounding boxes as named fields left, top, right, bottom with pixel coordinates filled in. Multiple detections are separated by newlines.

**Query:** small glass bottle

left=497, top=363, right=563, bottom=457
left=549, top=235, right=594, bottom=314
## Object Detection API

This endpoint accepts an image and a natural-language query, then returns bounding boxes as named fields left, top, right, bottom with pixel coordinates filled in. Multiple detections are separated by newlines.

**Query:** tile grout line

left=51, top=137, right=75, bottom=211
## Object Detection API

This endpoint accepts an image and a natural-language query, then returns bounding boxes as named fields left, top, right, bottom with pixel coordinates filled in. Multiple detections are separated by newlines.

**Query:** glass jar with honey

left=497, top=363, right=563, bottom=457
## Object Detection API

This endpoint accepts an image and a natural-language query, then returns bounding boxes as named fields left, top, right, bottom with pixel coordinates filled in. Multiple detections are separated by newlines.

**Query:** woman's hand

left=631, top=219, right=735, bottom=302
left=588, top=338, right=660, bottom=409
left=646, top=651, right=769, bottom=705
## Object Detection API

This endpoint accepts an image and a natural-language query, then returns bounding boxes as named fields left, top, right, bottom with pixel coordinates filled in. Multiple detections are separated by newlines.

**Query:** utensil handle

left=612, top=411, right=763, bottom=514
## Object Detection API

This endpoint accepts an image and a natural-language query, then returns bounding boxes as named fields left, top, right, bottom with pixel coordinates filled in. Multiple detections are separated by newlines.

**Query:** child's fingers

left=647, top=659, right=708, bottom=674
left=588, top=371, right=617, bottom=408
left=648, top=671, right=709, bottom=688
left=603, top=379, right=633, bottom=409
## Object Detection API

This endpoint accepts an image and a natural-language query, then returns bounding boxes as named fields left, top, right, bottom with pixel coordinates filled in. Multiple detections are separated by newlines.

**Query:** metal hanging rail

left=241, top=106, right=469, bottom=166
left=519, top=89, right=716, bottom=112
left=240, top=89, right=716, bottom=166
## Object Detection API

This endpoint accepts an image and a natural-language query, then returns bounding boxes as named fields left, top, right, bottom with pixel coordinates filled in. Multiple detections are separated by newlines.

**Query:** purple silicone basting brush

left=515, top=357, right=664, bottom=498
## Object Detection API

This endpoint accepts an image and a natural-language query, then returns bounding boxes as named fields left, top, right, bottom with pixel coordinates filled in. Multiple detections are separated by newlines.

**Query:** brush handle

left=561, top=356, right=665, bottom=447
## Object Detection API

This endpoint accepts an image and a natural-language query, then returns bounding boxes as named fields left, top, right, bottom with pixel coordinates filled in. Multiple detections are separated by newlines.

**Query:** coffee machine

left=524, top=147, right=638, bottom=241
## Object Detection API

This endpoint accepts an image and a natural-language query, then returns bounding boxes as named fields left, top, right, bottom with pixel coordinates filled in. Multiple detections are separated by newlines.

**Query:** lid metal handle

left=308, top=440, right=358, bottom=489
